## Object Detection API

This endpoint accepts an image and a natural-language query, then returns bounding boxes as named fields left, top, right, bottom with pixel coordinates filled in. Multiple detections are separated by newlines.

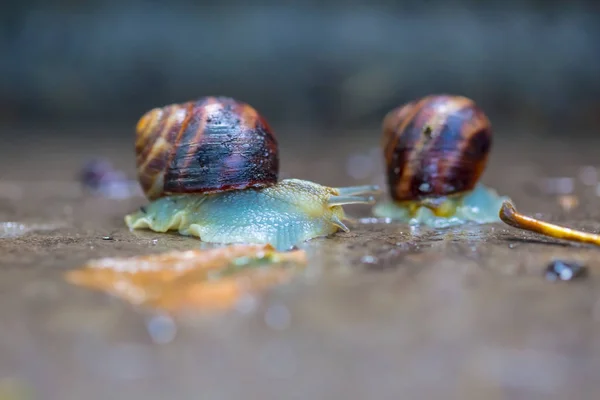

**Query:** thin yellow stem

left=499, top=201, right=600, bottom=246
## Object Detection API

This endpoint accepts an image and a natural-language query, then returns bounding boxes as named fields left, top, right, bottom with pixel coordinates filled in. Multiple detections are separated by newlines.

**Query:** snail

left=124, top=96, right=378, bottom=251
left=372, top=94, right=510, bottom=227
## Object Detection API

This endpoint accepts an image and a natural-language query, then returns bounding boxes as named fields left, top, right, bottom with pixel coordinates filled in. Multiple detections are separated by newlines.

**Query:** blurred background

left=1, top=0, right=599, bottom=136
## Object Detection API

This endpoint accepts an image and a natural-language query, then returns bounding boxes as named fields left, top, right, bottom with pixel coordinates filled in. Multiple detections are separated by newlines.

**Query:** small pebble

left=80, top=159, right=114, bottom=190
left=545, top=260, right=587, bottom=282
left=79, top=158, right=141, bottom=199
left=102, top=236, right=114, bottom=241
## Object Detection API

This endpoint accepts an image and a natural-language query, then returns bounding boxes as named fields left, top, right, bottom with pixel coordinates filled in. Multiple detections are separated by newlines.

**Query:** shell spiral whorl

left=135, top=96, right=279, bottom=200
left=382, top=94, right=492, bottom=202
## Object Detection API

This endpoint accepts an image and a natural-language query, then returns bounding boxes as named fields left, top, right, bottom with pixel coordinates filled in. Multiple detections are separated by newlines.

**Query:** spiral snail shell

left=135, top=96, right=278, bottom=200
left=126, top=96, right=378, bottom=250
left=373, top=94, right=509, bottom=226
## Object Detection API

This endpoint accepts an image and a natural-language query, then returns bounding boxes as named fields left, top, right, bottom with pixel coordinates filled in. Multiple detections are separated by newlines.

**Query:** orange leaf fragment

left=66, top=244, right=307, bottom=312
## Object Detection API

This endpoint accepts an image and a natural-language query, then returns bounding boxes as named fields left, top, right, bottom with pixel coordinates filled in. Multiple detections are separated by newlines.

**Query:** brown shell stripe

left=136, top=104, right=192, bottom=199
left=400, top=96, right=475, bottom=198
left=383, top=98, right=430, bottom=200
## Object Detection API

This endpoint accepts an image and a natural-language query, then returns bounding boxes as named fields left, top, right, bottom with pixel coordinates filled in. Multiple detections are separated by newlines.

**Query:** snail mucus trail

left=125, top=96, right=378, bottom=251
left=373, top=94, right=510, bottom=227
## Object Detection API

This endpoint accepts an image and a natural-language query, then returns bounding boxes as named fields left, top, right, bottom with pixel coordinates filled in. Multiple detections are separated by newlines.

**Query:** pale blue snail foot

left=125, top=179, right=377, bottom=251
left=372, top=183, right=510, bottom=228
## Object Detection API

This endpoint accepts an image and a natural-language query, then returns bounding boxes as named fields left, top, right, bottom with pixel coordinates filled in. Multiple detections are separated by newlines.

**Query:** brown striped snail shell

left=382, top=94, right=492, bottom=203
left=135, top=96, right=279, bottom=200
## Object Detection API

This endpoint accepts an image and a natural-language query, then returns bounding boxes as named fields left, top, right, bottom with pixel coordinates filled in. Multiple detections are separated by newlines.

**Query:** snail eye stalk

left=328, top=195, right=376, bottom=207
left=334, top=185, right=380, bottom=196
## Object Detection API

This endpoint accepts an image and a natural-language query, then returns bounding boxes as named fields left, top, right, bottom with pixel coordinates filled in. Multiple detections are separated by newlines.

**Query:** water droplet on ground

left=146, top=314, right=177, bottom=344
left=361, top=255, right=378, bottom=264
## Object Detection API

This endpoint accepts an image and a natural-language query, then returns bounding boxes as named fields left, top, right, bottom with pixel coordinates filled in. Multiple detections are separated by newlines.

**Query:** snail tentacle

left=330, top=215, right=350, bottom=233
left=335, top=185, right=380, bottom=196
left=328, top=195, right=376, bottom=207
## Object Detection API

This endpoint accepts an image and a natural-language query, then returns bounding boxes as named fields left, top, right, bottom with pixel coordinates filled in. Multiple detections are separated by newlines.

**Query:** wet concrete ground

left=2, top=128, right=600, bottom=399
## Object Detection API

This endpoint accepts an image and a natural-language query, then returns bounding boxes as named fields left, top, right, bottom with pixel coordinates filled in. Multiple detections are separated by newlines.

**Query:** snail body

left=126, top=96, right=377, bottom=250
left=126, top=179, right=372, bottom=250
left=373, top=94, right=509, bottom=227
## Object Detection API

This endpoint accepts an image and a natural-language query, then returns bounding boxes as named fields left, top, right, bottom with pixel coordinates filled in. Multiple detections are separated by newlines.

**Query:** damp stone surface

left=1, top=129, right=600, bottom=400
